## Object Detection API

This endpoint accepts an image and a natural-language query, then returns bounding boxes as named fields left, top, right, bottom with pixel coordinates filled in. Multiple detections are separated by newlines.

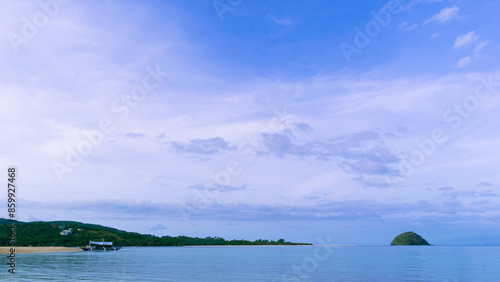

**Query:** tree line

left=0, top=219, right=311, bottom=247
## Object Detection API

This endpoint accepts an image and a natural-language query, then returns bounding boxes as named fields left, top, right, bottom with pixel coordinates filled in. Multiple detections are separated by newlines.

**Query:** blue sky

left=1, top=0, right=500, bottom=245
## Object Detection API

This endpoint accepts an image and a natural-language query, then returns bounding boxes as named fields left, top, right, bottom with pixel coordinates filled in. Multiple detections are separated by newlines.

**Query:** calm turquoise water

left=2, top=246, right=499, bottom=281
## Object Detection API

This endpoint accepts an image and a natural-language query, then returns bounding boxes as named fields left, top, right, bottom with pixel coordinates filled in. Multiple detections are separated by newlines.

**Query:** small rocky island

left=391, top=231, right=430, bottom=245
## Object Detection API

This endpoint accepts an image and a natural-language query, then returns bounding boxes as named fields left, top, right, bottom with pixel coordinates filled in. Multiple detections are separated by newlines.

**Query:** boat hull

left=80, top=246, right=122, bottom=251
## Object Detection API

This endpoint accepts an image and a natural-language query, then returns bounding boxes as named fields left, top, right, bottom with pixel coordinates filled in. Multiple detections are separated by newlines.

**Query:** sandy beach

left=0, top=247, right=83, bottom=253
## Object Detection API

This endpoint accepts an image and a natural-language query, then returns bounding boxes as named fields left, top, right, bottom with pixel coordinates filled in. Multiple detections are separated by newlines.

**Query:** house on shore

left=60, top=228, right=73, bottom=236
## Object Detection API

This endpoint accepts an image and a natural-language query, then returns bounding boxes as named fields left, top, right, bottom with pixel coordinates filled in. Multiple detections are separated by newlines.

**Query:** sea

left=2, top=246, right=499, bottom=281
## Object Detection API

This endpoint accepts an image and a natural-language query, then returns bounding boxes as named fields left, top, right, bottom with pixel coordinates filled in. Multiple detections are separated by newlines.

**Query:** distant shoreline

left=0, top=247, right=83, bottom=254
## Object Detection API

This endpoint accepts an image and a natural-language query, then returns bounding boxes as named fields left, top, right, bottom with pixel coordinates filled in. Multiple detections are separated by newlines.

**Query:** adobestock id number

left=7, top=167, right=17, bottom=219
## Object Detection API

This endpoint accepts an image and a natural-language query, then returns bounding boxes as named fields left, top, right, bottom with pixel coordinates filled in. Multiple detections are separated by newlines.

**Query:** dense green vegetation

left=0, top=219, right=310, bottom=247
left=391, top=231, right=430, bottom=245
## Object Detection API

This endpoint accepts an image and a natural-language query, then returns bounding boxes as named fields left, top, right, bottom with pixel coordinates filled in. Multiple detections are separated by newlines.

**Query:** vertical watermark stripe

left=6, top=166, right=18, bottom=274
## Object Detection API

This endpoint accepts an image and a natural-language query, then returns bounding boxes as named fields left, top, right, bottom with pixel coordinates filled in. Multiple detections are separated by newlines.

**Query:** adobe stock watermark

left=339, top=0, right=402, bottom=64
left=282, top=236, right=336, bottom=281
left=179, top=107, right=292, bottom=224
left=51, top=65, right=169, bottom=182
left=213, top=0, right=243, bottom=21
left=7, top=0, right=71, bottom=54
left=386, top=75, right=500, bottom=185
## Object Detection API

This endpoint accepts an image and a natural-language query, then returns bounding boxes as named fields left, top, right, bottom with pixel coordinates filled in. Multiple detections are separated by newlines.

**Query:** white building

left=60, top=228, right=73, bottom=236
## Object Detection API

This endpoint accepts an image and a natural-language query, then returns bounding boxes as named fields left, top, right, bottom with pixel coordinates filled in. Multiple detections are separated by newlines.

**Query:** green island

left=391, top=231, right=430, bottom=245
left=0, top=219, right=311, bottom=247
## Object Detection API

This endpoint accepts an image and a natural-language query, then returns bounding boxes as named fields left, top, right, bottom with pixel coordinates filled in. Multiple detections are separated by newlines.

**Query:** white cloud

left=268, top=14, right=292, bottom=26
left=452, top=31, right=487, bottom=64
left=474, top=40, right=488, bottom=54
left=457, top=57, right=471, bottom=68
left=430, top=32, right=441, bottom=39
left=400, top=0, right=443, bottom=12
left=399, top=22, right=417, bottom=31
left=454, top=31, right=479, bottom=49
left=425, top=7, right=460, bottom=24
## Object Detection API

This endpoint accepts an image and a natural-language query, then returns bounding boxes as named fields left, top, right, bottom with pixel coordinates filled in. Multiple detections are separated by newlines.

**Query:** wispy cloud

left=440, top=189, right=499, bottom=200
left=454, top=31, right=479, bottom=49
left=252, top=129, right=401, bottom=186
left=473, top=40, right=488, bottom=54
left=453, top=31, right=488, bottom=67
left=188, top=183, right=246, bottom=192
left=457, top=56, right=471, bottom=68
left=148, top=224, right=168, bottom=231
left=425, top=7, right=459, bottom=24
left=399, top=22, right=417, bottom=31
left=21, top=198, right=500, bottom=224
left=437, top=186, right=455, bottom=191
left=268, top=14, right=293, bottom=26
left=430, top=32, right=441, bottom=39
left=169, top=137, right=235, bottom=154
left=124, top=132, right=146, bottom=139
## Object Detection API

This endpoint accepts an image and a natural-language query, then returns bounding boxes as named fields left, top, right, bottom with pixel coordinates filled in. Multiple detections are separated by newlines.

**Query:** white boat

left=80, top=240, right=121, bottom=251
